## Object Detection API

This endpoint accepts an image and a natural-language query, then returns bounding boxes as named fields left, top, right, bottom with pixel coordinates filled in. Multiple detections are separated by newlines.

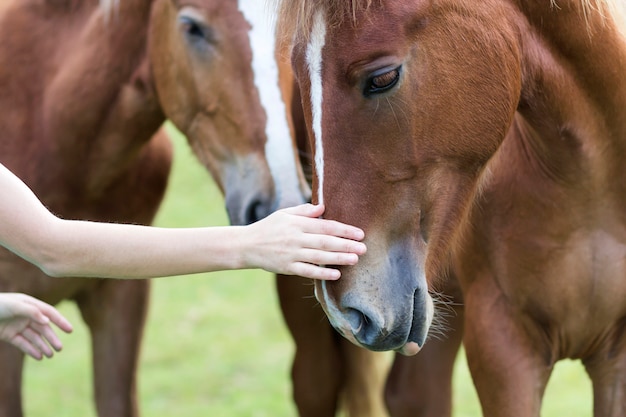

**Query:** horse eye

left=365, top=66, right=401, bottom=97
left=179, top=16, right=206, bottom=40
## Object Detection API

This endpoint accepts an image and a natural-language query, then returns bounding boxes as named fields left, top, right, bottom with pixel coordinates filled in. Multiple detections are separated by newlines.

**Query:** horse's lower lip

left=396, top=342, right=421, bottom=356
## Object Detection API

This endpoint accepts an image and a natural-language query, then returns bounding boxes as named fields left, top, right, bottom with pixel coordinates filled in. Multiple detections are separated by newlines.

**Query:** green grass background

left=22, top=125, right=592, bottom=416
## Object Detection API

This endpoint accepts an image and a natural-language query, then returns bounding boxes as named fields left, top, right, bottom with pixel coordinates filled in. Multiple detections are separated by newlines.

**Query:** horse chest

left=486, top=225, right=626, bottom=356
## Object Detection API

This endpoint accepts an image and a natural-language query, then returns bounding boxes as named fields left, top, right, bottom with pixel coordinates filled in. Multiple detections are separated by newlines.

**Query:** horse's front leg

left=277, top=275, right=389, bottom=417
left=276, top=274, right=342, bottom=417
left=75, top=279, right=150, bottom=417
left=384, top=300, right=464, bottom=417
left=0, top=344, right=25, bottom=417
left=338, top=339, right=390, bottom=417
left=463, top=278, right=551, bottom=417
left=584, top=340, right=626, bottom=416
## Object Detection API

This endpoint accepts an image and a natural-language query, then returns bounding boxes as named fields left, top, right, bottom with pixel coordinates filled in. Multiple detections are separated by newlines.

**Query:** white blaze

left=306, top=11, right=333, bottom=312
left=305, top=11, right=327, bottom=205
left=238, top=0, right=307, bottom=208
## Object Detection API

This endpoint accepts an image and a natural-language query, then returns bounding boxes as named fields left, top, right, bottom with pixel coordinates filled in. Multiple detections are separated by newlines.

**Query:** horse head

left=148, top=0, right=309, bottom=225
left=283, top=0, right=521, bottom=354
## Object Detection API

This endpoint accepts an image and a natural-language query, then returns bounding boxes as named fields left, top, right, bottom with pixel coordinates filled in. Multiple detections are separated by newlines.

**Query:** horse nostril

left=345, top=308, right=366, bottom=334
left=243, top=197, right=273, bottom=225
left=225, top=187, right=276, bottom=225
left=344, top=307, right=389, bottom=348
left=244, top=200, right=262, bottom=224
left=341, top=304, right=410, bottom=351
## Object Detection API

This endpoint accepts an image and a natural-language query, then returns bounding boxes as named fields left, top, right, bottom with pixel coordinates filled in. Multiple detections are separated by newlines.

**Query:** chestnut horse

left=276, top=27, right=459, bottom=417
left=276, top=0, right=626, bottom=416
left=0, top=0, right=309, bottom=416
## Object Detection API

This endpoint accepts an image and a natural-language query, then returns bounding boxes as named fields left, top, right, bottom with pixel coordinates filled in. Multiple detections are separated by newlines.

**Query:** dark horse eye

left=179, top=16, right=206, bottom=40
left=365, top=66, right=402, bottom=97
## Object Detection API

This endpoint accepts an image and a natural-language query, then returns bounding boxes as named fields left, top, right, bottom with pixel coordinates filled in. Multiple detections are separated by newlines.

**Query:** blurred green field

left=22, top=124, right=592, bottom=416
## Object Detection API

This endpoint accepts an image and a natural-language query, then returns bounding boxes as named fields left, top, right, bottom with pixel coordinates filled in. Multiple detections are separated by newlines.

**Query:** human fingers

left=0, top=293, right=45, bottom=322
left=295, top=247, right=361, bottom=269
left=264, top=205, right=365, bottom=242
left=3, top=294, right=57, bottom=328
left=21, top=326, right=55, bottom=358
left=301, top=218, right=365, bottom=242
left=28, top=298, right=73, bottom=333
left=288, top=262, right=341, bottom=280
left=30, top=322, right=64, bottom=352
left=10, top=333, right=44, bottom=360
left=278, top=203, right=323, bottom=218
left=302, top=234, right=367, bottom=256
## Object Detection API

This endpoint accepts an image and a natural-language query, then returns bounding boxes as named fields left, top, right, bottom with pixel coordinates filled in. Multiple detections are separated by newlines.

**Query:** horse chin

left=397, top=342, right=422, bottom=356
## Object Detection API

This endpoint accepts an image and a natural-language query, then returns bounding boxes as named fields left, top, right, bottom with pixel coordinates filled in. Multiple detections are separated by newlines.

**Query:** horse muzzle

left=222, top=154, right=277, bottom=225
left=342, top=285, right=433, bottom=354
left=315, top=241, right=434, bottom=355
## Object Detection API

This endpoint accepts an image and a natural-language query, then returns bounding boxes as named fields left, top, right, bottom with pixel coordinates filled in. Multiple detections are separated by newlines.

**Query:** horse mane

left=273, top=0, right=625, bottom=41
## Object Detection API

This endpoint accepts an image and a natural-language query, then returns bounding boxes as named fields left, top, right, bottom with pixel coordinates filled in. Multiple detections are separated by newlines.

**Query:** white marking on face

left=306, top=11, right=332, bottom=311
left=305, top=10, right=327, bottom=206
left=238, top=0, right=308, bottom=208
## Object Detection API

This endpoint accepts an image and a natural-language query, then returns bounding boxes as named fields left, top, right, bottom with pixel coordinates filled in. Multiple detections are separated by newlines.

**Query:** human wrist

left=229, top=225, right=257, bottom=270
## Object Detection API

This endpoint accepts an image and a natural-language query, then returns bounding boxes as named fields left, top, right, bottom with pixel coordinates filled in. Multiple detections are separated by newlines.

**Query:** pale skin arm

left=0, top=162, right=366, bottom=280
left=0, top=161, right=366, bottom=357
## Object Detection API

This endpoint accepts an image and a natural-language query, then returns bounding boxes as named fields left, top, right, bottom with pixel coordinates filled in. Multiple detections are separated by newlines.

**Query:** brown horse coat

left=0, top=0, right=306, bottom=415
left=275, top=0, right=626, bottom=416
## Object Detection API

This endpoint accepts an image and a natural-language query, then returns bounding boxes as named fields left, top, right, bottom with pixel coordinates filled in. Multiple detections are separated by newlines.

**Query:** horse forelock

left=577, top=0, right=625, bottom=18
left=563, top=0, right=626, bottom=33
left=273, top=0, right=625, bottom=40
left=273, top=0, right=375, bottom=41
left=99, top=0, right=120, bottom=22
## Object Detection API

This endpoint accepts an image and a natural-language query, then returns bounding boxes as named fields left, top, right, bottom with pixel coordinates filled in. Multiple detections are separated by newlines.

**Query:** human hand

left=243, top=204, right=366, bottom=280
left=0, top=293, right=73, bottom=360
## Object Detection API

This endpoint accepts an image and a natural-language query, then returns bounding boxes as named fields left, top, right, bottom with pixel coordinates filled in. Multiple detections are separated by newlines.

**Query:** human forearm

left=34, top=204, right=367, bottom=280
left=34, top=219, right=249, bottom=279
left=0, top=162, right=247, bottom=278
left=0, top=162, right=365, bottom=280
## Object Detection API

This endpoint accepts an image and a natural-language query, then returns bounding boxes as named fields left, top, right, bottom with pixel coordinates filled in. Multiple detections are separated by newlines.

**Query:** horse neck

left=84, top=0, right=164, bottom=161
left=80, top=0, right=168, bottom=199
left=510, top=1, right=626, bottom=186
left=40, top=0, right=162, bottom=198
